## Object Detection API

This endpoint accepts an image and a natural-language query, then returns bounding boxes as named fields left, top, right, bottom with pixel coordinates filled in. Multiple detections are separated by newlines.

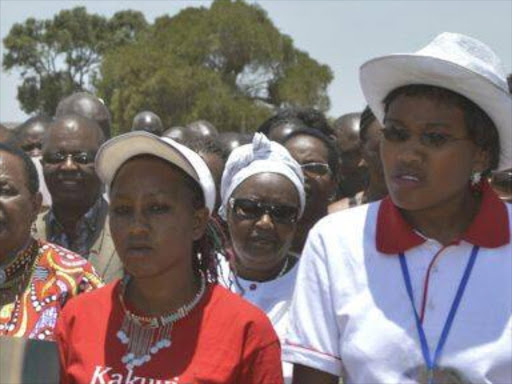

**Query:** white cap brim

left=95, top=131, right=216, bottom=213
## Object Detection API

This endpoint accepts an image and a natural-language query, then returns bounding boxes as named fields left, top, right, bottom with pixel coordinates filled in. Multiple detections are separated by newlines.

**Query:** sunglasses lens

left=271, top=205, right=298, bottom=223
left=43, top=153, right=64, bottom=164
left=233, top=199, right=262, bottom=220
left=73, top=153, right=95, bottom=164
left=302, top=163, right=329, bottom=176
left=232, top=199, right=298, bottom=223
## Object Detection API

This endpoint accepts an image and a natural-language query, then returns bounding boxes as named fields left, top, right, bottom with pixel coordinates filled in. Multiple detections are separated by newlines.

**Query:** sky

left=0, top=0, right=511, bottom=125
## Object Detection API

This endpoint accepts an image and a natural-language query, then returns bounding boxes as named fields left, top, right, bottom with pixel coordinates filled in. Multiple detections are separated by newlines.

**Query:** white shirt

left=218, top=255, right=299, bottom=384
left=283, top=185, right=512, bottom=384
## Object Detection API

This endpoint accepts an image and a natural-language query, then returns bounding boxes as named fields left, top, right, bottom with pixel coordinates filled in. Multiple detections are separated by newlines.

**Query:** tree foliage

left=98, top=0, right=333, bottom=134
left=2, top=7, right=148, bottom=115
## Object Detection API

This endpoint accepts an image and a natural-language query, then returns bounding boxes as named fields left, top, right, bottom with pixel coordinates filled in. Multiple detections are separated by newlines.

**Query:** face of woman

left=109, top=157, right=208, bottom=279
left=227, top=173, right=300, bottom=277
left=285, top=134, right=335, bottom=218
left=381, top=94, right=488, bottom=212
left=0, top=152, right=41, bottom=259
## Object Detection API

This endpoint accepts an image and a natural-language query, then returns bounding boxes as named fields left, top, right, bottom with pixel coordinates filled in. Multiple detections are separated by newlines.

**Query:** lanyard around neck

left=398, top=245, right=479, bottom=384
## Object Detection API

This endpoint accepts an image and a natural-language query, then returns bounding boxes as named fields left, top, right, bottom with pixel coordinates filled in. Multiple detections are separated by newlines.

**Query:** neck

left=126, top=265, right=200, bottom=316
left=365, top=179, right=388, bottom=203
left=52, top=198, right=98, bottom=236
left=401, top=189, right=480, bottom=246
left=0, top=236, right=33, bottom=267
left=235, top=254, right=290, bottom=282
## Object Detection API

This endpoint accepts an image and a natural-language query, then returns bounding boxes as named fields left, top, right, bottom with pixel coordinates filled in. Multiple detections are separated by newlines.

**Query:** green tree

left=98, top=0, right=333, bottom=134
left=3, top=7, right=148, bottom=115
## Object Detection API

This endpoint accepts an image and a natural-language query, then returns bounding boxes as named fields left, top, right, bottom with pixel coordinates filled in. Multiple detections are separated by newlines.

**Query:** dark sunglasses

left=42, top=151, right=96, bottom=165
left=229, top=197, right=299, bottom=224
left=300, top=162, right=331, bottom=176
left=381, top=125, right=469, bottom=148
left=20, top=142, right=42, bottom=152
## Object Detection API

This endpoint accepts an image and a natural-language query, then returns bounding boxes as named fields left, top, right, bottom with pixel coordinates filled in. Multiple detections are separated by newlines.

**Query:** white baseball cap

left=95, top=131, right=216, bottom=214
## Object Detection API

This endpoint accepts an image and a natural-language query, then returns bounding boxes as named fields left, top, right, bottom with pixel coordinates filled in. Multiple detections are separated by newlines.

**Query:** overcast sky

left=1, top=0, right=511, bottom=125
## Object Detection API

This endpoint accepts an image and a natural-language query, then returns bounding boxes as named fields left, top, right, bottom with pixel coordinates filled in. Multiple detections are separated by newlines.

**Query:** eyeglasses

left=42, top=151, right=96, bottom=165
left=228, top=198, right=299, bottom=224
left=300, top=162, right=331, bottom=176
left=381, top=125, right=469, bottom=149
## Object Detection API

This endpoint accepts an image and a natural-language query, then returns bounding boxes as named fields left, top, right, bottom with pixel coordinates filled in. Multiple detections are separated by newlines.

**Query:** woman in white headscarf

left=218, top=133, right=306, bottom=384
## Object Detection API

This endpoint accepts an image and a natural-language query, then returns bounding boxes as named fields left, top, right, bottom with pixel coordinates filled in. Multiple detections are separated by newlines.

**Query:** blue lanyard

left=398, top=245, right=479, bottom=384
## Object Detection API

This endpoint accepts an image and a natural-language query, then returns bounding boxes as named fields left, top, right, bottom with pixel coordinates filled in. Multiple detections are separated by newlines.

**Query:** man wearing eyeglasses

left=283, top=128, right=338, bottom=255
left=33, top=114, right=122, bottom=283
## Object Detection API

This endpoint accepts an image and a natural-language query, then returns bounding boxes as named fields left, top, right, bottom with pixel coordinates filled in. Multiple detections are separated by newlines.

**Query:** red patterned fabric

left=0, top=240, right=103, bottom=341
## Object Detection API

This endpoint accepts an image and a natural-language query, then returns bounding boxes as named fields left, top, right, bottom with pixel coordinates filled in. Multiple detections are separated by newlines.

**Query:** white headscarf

left=218, top=133, right=305, bottom=220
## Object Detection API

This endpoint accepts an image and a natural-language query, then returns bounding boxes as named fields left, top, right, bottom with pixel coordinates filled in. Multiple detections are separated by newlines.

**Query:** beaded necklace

left=0, top=240, right=40, bottom=305
left=0, top=241, right=42, bottom=333
left=0, top=240, right=39, bottom=285
left=117, top=272, right=206, bottom=370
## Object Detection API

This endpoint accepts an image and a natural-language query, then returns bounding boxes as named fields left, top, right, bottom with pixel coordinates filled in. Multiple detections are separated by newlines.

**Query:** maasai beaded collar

left=0, top=240, right=39, bottom=286
left=117, top=271, right=206, bottom=370
left=0, top=240, right=41, bottom=307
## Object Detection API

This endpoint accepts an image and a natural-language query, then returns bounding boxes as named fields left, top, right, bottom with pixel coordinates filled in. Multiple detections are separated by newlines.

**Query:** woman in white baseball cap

left=284, top=32, right=512, bottom=384
left=55, top=131, right=284, bottom=383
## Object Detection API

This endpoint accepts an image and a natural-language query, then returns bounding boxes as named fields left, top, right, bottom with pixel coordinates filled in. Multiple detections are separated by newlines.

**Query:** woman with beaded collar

left=0, top=143, right=101, bottom=341
left=56, top=132, right=284, bottom=383
left=217, top=133, right=306, bottom=384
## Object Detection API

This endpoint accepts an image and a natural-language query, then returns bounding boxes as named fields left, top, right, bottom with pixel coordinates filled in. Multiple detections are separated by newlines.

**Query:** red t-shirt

left=56, top=282, right=284, bottom=384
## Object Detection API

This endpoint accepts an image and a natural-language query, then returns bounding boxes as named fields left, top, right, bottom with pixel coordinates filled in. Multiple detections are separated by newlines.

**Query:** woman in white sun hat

left=284, top=32, right=512, bottom=384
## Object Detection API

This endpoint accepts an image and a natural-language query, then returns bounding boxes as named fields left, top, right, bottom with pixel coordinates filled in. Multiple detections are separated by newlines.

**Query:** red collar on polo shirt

left=376, top=181, right=510, bottom=254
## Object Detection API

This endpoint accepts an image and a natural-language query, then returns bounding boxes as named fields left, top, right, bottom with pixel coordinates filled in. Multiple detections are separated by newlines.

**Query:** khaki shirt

left=33, top=206, right=123, bottom=283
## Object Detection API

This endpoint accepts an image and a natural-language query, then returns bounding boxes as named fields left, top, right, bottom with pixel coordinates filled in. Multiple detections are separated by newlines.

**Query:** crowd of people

left=0, top=31, right=511, bottom=384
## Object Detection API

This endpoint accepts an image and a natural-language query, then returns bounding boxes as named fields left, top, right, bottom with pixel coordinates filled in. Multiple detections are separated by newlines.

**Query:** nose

left=255, top=212, right=274, bottom=229
left=61, top=154, right=79, bottom=171
left=128, top=210, right=150, bottom=235
left=395, top=137, right=425, bottom=165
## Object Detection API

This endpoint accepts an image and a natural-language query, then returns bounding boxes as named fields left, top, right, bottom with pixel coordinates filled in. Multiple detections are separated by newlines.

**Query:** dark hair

left=359, top=106, right=377, bottom=143
left=257, top=107, right=335, bottom=138
left=0, top=142, right=39, bottom=195
left=182, top=136, right=229, bottom=163
left=283, top=127, right=339, bottom=178
left=383, top=84, right=500, bottom=172
left=217, top=132, right=253, bottom=156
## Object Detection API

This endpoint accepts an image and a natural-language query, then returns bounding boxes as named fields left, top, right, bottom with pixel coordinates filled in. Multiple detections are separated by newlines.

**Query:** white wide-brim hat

left=360, top=32, right=512, bottom=171
left=95, top=131, right=216, bottom=214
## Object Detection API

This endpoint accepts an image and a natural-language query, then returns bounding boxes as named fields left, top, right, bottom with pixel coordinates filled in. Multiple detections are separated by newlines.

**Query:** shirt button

left=249, top=283, right=257, bottom=291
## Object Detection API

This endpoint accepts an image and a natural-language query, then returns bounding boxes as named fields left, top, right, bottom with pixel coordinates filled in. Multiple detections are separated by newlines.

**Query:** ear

left=472, top=147, right=491, bottom=174
left=192, top=207, right=210, bottom=241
